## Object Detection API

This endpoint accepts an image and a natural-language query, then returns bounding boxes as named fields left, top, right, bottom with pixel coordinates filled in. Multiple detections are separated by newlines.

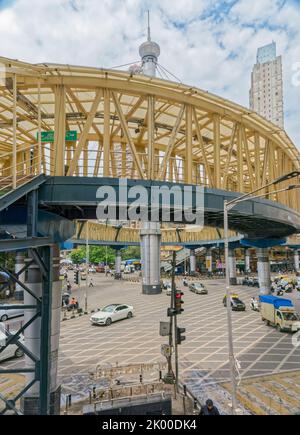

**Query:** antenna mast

left=139, top=10, right=160, bottom=77
left=147, top=10, right=151, bottom=41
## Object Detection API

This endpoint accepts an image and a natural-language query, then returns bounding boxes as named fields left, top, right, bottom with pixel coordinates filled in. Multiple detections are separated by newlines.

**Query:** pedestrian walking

left=89, top=278, right=94, bottom=288
left=199, top=399, right=220, bottom=416
left=67, top=280, right=72, bottom=293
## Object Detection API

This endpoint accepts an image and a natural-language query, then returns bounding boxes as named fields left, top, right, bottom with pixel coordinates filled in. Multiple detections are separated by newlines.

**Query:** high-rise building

left=249, top=42, right=284, bottom=128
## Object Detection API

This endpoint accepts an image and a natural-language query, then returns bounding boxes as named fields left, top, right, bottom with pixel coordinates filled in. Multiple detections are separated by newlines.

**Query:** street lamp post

left=105, top=245, right=108, bottom=276
left=224, top=199, right=238, bottom=414
left=224, top=171, right=300, bottom=415
left=85, top=221, right=89, bottom=314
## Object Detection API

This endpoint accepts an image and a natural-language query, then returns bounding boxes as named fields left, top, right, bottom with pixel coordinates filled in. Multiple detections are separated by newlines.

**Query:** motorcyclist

left=66, top=280, right=72, bottom=293
left=250, top=297, right=259, bottom=311
left=271, top=281, right=276, bottom=293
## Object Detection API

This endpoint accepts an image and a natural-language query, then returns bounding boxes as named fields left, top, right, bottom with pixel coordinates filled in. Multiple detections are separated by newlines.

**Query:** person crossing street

left=199, top=399, right=220, bottom=416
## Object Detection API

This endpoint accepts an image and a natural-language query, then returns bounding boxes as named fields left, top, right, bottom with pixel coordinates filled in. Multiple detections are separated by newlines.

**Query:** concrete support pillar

left=257, top=248, right=271, bottom=295
left=206, top=248, right=213, bottom=273
left=22, top=245, right=61, bottom=415
left=245, top=249, right=251, bottom=274
left=140, top=222, right=161, bottom=295
left=22, top=259, right=42, bottom=406
left=15, top=252, right=25, bottom=301
left=49, top=245, right=62, bottom=413
left=115, top=249, right=122, bottom=280
left=190, top=249, right=196, bottom=276
left=294, top=249, right=300, bottom=272
left=228, top=249, right=237, bottom=285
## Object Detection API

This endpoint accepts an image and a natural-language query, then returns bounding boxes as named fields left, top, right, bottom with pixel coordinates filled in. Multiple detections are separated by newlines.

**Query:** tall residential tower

left=249, top=42, right=284, bottom=128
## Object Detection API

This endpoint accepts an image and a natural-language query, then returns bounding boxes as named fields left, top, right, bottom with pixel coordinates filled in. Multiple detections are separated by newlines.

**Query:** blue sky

left=0, top=0, right=13, bottom=8
left=0, top=0, right=300, bottom=146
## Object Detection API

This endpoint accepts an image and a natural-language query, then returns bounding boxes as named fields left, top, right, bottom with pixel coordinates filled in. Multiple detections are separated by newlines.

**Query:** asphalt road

left=1, top=274, right=300, bottom=411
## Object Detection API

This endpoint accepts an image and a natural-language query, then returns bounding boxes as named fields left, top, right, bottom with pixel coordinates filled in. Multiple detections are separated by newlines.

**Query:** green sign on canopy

left=37, top=131, right=77, bottom=143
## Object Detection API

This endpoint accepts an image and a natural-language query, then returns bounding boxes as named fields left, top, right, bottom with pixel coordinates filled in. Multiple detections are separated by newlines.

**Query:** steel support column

left=245, top=249, right=251, bottom=274
left=257, top=248, right=271, bottom=295
left=294, top=249, right=300, bottom=272
left=21, top=252, right=43, bottom=414
left=114, top=249, right=122, bottom=280
left=190, top=249, right=196, bottom=276
left=21, top=245, right=61, bottom=415
left=228, top=249, right=237, bottom=285
left=48, top=245, right=62, bottom=415
left=140, top=222, right=161, bottom=295
left=206, top=248, right=213, bottom=274
left=15, top=252, right=25, bottom=301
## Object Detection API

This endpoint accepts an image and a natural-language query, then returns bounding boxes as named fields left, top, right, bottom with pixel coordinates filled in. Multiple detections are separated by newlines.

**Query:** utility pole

left=173, top=251, right=179, bottom=392
left=168, top=251, right=176, bottom=376
left=85, top=221, right=89, bottom=314
left=164, top=251, right=176, bottom=384
left=223, top=171, right=300, bottom=415
left=105, top=245, right=108, bottom=277
left=224, top=201, right=238, bottom=415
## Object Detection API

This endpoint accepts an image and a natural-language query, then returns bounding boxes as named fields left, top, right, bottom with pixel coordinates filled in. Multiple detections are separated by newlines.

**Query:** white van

left=124, top=265, right=134, bottom=274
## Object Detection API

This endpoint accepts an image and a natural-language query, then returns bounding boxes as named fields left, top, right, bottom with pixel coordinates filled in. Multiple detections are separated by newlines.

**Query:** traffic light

left=167, top=308, right=177, bottom=317
left=74, top=270, right=79, bottom=285
left=175, top=290, right=184, bottom=314
left=175, top=327, right=186, bottom=345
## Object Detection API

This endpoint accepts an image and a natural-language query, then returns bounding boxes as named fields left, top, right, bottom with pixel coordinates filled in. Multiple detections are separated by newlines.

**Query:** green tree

left=0, top=252, right=16, bottom=272
left=122, top=246, right=141, bottom=261
left=70, top=248, right=86, bottom=264
left=89, top=246, right=115, bottom=264
left=69, top=246, right=116, bottom=265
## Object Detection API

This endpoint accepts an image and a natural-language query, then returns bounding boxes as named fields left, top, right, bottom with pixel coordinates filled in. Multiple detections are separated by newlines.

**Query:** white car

left=0, top=331, right=25, bottom=362
left=166, top=285, right=172, bottom=296
left=0, top=305, right=24, bottom=322
left=90, top=304, right=134, bottom=326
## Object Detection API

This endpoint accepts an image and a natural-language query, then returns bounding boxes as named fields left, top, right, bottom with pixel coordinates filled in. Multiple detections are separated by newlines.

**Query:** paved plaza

left=1, top=274, right=300, bottom=412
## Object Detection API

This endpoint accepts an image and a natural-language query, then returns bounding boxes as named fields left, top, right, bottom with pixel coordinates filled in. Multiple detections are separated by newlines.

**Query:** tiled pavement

left=1, top=275, right=300, bottom=411
left=221, top=371, right=300, bottom=415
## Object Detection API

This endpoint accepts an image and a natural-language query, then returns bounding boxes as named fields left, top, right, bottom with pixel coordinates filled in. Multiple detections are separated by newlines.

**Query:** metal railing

left=0, top=145, right=210, bottom=195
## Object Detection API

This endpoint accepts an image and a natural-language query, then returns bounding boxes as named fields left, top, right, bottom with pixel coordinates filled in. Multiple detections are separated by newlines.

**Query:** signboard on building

left=37, top=130, right=77, bottom=143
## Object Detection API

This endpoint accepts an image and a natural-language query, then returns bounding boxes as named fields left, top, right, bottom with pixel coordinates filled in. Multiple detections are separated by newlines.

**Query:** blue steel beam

left=71, top=235, right=243, bottom=248
left=0, top=174, right=48, bottom=212
left=0, top=237, right=53, bottom=252
left=37, top=177, right=300, bottom=239
left=0, top=208, right=76, bottom=244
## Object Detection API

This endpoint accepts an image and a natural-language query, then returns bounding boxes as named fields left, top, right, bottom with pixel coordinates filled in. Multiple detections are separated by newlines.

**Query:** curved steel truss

left=0, top=56, right=299, bottom=212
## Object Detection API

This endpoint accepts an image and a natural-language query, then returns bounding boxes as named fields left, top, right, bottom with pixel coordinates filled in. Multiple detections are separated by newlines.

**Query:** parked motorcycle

left=278, top=279, right=293, bottom=294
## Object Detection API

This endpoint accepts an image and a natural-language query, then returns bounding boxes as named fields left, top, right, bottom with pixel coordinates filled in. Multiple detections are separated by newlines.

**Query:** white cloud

left=0, top=0, right=300, bottom=147
left=230, top=0, right=284, bottom=25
